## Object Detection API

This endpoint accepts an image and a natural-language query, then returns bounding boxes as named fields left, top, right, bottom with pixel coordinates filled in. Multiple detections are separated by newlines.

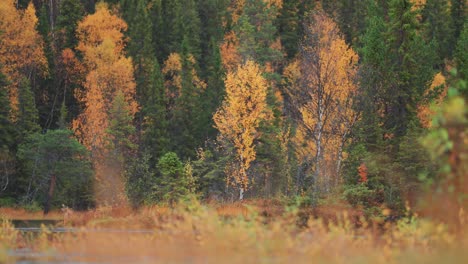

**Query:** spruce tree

left=107, top=91, right=137, bottom=163
left=55, top=0, right=85, bottom=50
left=150, top=0, right=164, bottom=62
left=0, top=70, right=13, bottom=150
left=16, top=78, right=40, bottom=142
left=142, top=61, right=169, bottom=163
left=451, top=0, right=467, bottom=42
left=344, top=0, right=437, bottom=211
left=384, top=0, right=436, bottom=138
left=276, top=0, right=305, bottom=58
left=455, top=21, right=468, bottom=83
left=180, top=0, right=202, bottom=61
left=235, top=0, right=283, bottom=66
left=422, top=0, right=454, bottom=62
left=161, top=0, right=183, bottom=58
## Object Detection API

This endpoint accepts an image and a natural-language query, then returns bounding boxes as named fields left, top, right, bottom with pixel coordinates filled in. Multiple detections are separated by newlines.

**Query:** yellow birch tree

left=284, top=11, right=359, bottom=193
left=213, top=60, right=271, bottom=199
left=0, top=0, right=48, bottom=116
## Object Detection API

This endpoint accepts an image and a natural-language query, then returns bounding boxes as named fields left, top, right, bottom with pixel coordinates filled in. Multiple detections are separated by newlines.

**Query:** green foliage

left=125, top=152, right=156, bottom=207
left=0, top=197, right=15, bottom=207
left=141, top=60, right=168, bottom=163
left=450, top=0, right=466, bottom=41
left=276, top=0, right=304, bottom=58
left=422, top=0, right=454, bottom=62
left=106, top=91, right=137, bottom=162
left=342, top=184, right=375, bottom=207
left=455, top=21, right=468, bottom=84
left=420, top=71, right=467, bottom=224
left=235, top=0, right=283, bottom=65
left=17, top=129, right=94, bottom=210
left=153, top=152, right=197, bottom=204
left=56, top=0, right=85, bottom=49
left=16, top=78, right=40, bottom=142
left=0, top=71, right=13, bottom=150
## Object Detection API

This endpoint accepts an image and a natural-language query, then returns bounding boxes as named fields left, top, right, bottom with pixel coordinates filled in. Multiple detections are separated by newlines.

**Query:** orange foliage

left=0, top=0, right=48, bottom=115
left=417, top=72, right=447, bottom=128
left=76, top=4, right=128, bottom=65
left=284, top=11, right=359, bottom=186
left=162, top=52, right=206, bottom=108
left=220, top=31, right=241, bottom=72
left=73, top=3, right=137, bottom=153
left=358, top=163, right=368, bottom=183
left=59, top=48, right=86, bottom=90
left=214, top=61, right=271, bottom=191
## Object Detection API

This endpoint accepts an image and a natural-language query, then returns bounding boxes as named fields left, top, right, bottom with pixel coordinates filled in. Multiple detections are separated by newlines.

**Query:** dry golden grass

left=1, top=201, right=467, bottom=263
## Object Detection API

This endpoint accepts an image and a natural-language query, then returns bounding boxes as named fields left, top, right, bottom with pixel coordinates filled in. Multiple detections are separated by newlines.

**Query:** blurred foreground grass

left=1, top=200, right=467, bottom=263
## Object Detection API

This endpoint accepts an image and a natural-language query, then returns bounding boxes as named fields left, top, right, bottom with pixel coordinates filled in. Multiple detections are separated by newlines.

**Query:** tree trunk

left=43, top=174, right=56, bottom=215
left=239, top=187, right=244, bottom=201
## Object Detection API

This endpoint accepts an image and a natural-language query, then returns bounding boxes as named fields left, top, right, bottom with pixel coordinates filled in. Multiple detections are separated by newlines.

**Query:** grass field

left=1, top=200, right=467, bottom=263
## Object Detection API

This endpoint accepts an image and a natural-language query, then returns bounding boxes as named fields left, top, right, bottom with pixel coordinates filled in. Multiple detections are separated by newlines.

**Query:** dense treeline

left=0, top=0, right=466, bottom=215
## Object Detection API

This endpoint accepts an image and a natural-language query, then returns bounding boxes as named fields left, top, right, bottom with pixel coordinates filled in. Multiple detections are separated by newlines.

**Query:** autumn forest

left=0, top=0, right=467, bottom=261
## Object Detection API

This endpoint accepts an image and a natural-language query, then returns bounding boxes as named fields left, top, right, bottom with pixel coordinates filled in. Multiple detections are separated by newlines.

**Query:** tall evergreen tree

left=344, top=0, right=437, bottom=210
left=160, top=0, right=183, bottom=58
left=16, top=78, right=41, bottom=142
left=180, top=0, right=202, bottom=61
left=422, top=0, right=454, bottom=62
left=455, top=21, right=468, bottom=83
left=277, top=0, right=303, bottom=58
left=141, top=61, right=169, bottom=163
left=384, top=0, right=437, bottom=138
left=149, top=0, right=164, bottom=62
left=0, top=70, right=13, bottom=150
left=235, top=0, right=283, bottom=66
left=56, top=0, right=85, bottom=50
left=451, top=0, right=467, bottom=42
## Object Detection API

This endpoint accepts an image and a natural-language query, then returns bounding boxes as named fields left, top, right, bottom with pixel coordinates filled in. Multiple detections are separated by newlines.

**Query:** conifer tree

left=451, top=0, right=467, bottom=42
left=16, top=78, right=40, bottom=141
left=344, top=0, right=437, bottom=210
left=161, top=0, right=183, bottom=58
left=455, top=21, right=468, bottom=83
left=141, top=61, right=169, bottom=163
left=0, top=71, right=13, bottom=149
left=277, top=0, right=303, bottom=58
left=55, top=0, right=85, bottom=50
left=385, top=0, right=437, bottom=138
left=422, top=0, right=454, bottom=62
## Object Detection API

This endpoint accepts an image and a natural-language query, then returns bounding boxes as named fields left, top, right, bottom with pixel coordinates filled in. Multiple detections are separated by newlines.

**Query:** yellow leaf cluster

left=417, top=72, right=447, bottom=128
left=220, top=31, right=241, bottom=72
left=214, top=60, right=271, bottom=189
left=0, top=0, right=48, bottom=114
left=162, top=52, right=206, bottom=101
left=285, top=11, right=359, bottom=177
left=76, top=3, right=128, bottom=67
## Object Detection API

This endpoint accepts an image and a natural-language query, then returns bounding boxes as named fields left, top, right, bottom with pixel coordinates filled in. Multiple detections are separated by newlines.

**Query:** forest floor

left=1, top=200, right=467, bottom=263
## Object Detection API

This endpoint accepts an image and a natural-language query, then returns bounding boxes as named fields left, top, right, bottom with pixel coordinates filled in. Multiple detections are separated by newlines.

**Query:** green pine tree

left=235, top=0, right=283, bottom=66
left=422, top=0, right=454, bottom=62
left=455, top=21, right=468, bottom=84
left=0, top=71, right=13, bottom=150
left=16, top=78, right=40, bottom=142
left=56, top=0, right=85, bottom=50
left=344, top=0, right=437, bottom=212
left=154, top=152, right=195, bottom=205
left=142, top=61, right=169, bottom=163
left=276, top=0, right=304, bottom=58
left=106, top=91, right=137, bottom=163
left=451, top=0, right=467, bottom=42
